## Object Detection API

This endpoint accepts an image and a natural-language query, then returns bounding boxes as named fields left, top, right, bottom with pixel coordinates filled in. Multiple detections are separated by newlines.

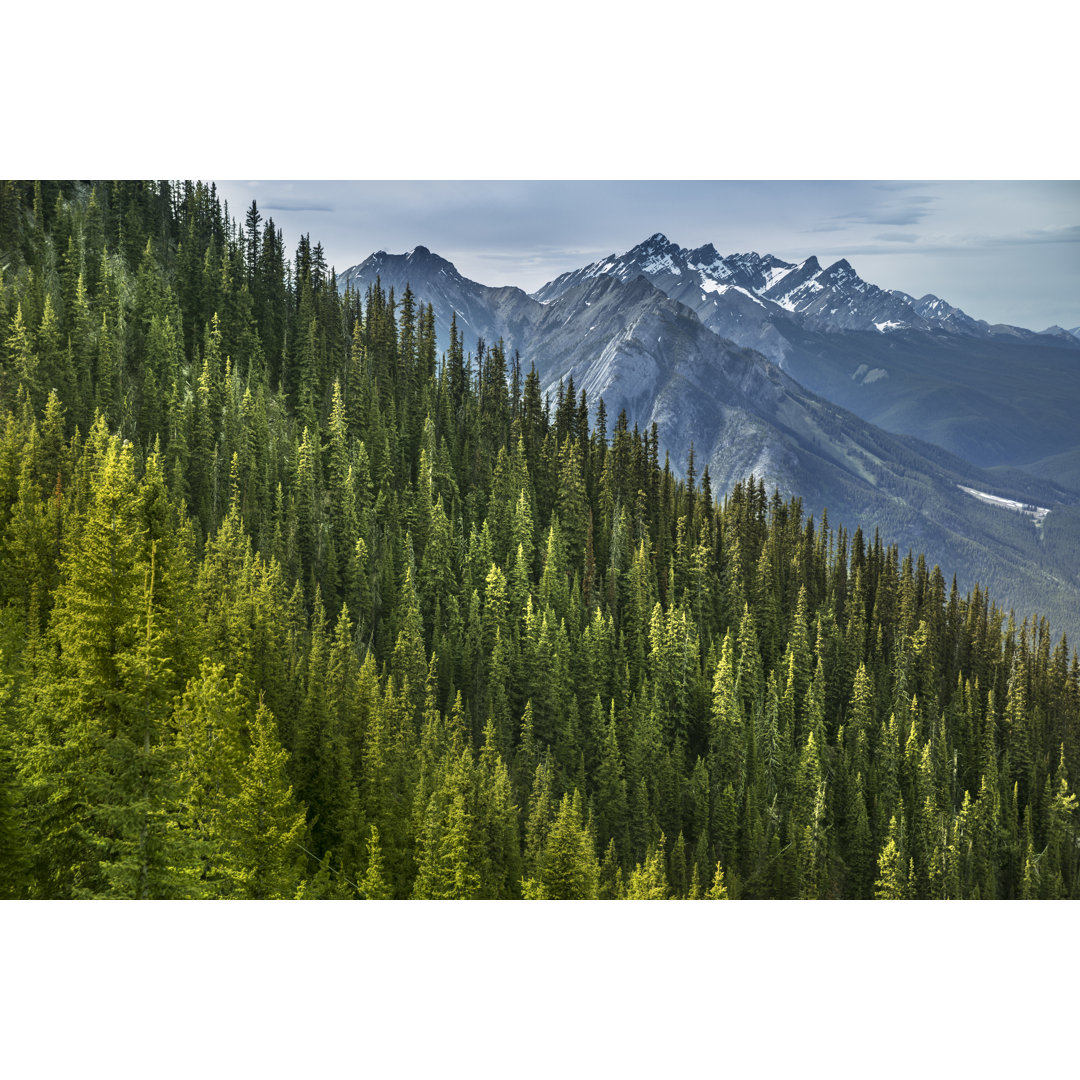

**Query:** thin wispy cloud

left=261, top=200, right=334, bottom=212
left=994, top=224, right=1080, bottom=245
left=827, top=201, right=938, bottom=228
left=476, top=246, right=611, bottom=265
left=820, top=224, right=1080, bottom=258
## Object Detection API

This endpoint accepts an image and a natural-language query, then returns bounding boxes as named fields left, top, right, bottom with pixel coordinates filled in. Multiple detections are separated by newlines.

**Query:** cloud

left=814, top=243, right=917, bottom=256
left=817, top=224, right=1080, bottom=258
left=824, top=191, right=939, bottom=228
left=261, top=200, right=334, bottom=212
left=995, top=224, right=1080, bottom=246
left=803, top=188, right=940, bottom=236
left=210, top=180, right=1078, bottom=325
left=476, top=246, right=610, bottom=264
left=832, top=205, right=934, bottom=227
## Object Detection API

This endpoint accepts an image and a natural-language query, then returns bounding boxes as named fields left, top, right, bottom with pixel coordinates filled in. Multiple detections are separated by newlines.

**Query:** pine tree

left=19, top=434, right=157, bottom=896
left=875, top=815, right=908, bottom=900
left=626, top=838, right=669, bottom=899
left=412, top=748, right=483, bottom=900
left=705, top=862, right=730, bottom=899
left=171, top=661, right=249, bottom=895
left=0, top=647, right=30, bottom=897
left=359, top=824, right=393, bottom=899
left=219, top=700, right=307, bottom=899
left=526, top=790, right=600, bottom=899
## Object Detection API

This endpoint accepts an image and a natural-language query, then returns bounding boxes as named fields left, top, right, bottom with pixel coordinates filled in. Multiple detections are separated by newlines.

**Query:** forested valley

left=0, top=179, right=1077, bottom=899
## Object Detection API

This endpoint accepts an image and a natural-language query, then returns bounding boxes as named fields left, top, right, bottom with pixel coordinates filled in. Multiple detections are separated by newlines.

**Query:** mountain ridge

left=530, top=231, right=1080, bottom=342
left=523, top=234, right=1080, bottom=474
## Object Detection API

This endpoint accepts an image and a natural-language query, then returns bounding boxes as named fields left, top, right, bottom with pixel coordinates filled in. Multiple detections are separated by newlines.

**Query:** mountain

left=338, top=248, right=1080, bottom=641
left=529, top=235, right=1080, bottom=476
left=532, top=232, right=1068, bottom=342
left=338, top=239, right=1080, bottom=477
left=1038, top=325, right=1079, bottom=341
left=535, top=234, right=949, bottom=337
left=338, top=245, right=538, bottom=356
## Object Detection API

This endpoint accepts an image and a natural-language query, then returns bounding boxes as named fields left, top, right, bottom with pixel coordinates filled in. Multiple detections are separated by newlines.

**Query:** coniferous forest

left=1, top=179, right=1078, bottom=900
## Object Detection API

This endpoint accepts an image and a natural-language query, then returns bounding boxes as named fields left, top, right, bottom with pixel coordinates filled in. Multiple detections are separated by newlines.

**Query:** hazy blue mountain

left=1039, top=325, right=1080, bottom=341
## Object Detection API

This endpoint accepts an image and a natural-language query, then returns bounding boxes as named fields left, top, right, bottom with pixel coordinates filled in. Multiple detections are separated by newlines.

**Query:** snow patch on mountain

left=641, top=252, right=681, bottom=275
left=958, top=485, right=1050, bottom=523
left=733, top=286, right=766, bottom=308
left=762, top=263, right=794, bottom=290
left=852, top=364, right=889, bottom=384
left=773, top=277, right=824, bottom=312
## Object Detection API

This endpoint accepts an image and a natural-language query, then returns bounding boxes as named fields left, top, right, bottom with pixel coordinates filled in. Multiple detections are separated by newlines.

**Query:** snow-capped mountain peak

left=623, top=233, right=683, bottom=276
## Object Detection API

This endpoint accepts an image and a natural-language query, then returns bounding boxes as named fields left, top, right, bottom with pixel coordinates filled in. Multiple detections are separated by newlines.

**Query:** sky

left=214, top=181, right=1079, bottom=331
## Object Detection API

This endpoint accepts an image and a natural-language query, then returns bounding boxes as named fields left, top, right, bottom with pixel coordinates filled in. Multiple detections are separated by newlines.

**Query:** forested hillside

left=0, top=180, right=1077, bottom=899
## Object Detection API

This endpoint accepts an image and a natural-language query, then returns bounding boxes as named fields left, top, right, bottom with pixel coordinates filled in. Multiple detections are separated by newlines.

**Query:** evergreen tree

left=875, top=815, right=908, bottom=900
left=359, top=824, right=393, bottom=899
left=219, top=700, right=307, bottom=899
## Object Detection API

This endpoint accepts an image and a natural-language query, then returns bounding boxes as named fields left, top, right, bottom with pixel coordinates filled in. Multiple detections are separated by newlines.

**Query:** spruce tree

left=219, top=700, right=307, bottom=899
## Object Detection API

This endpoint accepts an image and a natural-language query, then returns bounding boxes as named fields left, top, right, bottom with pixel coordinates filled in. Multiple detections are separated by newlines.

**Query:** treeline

left=0, top=180, right=1077, bottom=899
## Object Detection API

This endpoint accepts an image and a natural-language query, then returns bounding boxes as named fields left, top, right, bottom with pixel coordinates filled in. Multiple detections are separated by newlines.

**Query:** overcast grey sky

left=214, top=180, right=1079, bottom=331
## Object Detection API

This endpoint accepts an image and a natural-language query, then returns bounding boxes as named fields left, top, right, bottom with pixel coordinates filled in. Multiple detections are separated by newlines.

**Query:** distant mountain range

left=529, top=234, right=1080, bottom=476
left=337, top=238, right=1080, bottom=640
left=340, top=237, right=1080, bottom=476
left=533, top=232, right=1069, bottom=341
left=534, top=234, right=994, bottom=336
